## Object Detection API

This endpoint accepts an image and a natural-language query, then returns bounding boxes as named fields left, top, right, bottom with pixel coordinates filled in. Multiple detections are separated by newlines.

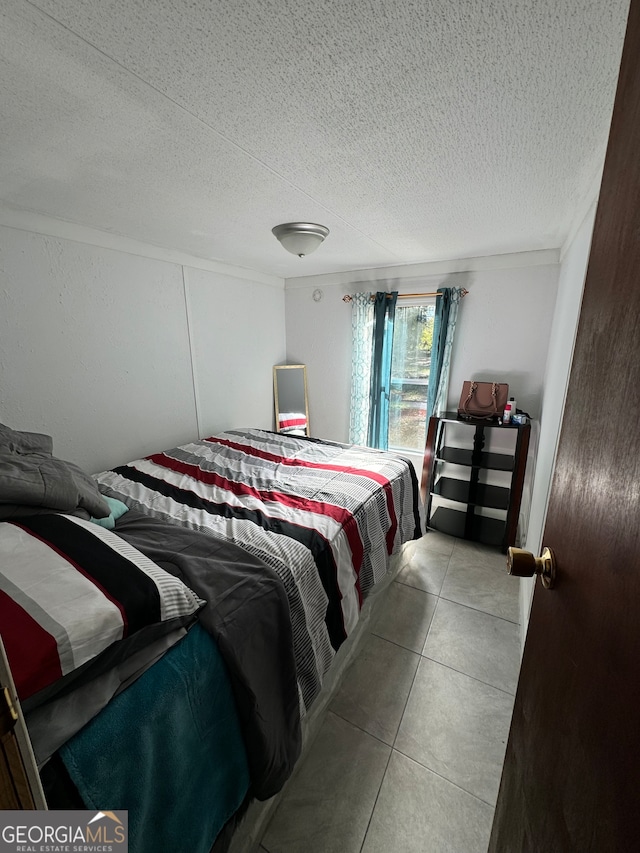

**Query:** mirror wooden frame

left=273, top=364, right=310, bottom=437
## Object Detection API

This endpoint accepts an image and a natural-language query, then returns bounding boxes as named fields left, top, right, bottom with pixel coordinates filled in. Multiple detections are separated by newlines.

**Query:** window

left=388, top=301, right=435, bottom=453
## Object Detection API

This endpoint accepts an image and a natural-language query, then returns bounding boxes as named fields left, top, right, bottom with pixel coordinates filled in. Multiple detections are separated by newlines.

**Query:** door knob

left=507, top=546, right=556, bottom=589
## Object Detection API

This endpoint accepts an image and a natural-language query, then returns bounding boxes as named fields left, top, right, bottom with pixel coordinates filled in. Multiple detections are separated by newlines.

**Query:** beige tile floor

left=259, top=532, right=521, bottom=853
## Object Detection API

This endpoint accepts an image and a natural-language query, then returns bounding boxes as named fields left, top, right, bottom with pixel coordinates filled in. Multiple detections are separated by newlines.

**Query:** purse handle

left=463, top=382, right=499, bottom=417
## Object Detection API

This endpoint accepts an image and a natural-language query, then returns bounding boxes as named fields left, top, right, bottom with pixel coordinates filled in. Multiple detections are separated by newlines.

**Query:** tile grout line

left=357, top=747, right=394, bottom=853
left=397, top=541, right=521, bottom=624
left=327, top=707, right=397, bottom=751
left=390, top=554, right=449, bottom=757
left=436, top=591, right=520, bottom=625
left=434, top=593, right=521, bottom=626
left=369, top=629, right=426, bottom=657
left=418, top=654, right=517, bottom=697
left=386, top=548, right=504, bottom=820
left=355, top=631, right=430, bottom=853
left=394, top=575, right=446, bottom=597
left=391, top=638, right=429, bottom=752
left=389, top=548, right=452, bottom=755
left=390, top=744, right=499, bottom=810
left=392, top=542, right=511, bottom=807
left=395, top=571, right=521, bottom=625
left=419, top=594, right=520, bottom=694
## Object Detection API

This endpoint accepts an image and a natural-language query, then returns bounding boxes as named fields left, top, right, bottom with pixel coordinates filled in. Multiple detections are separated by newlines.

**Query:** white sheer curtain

left=348, top=293, right=374, bottom=445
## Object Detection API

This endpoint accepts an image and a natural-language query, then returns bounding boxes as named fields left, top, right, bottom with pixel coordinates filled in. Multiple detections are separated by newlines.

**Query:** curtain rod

left=342, top=289, right=468, bottom=303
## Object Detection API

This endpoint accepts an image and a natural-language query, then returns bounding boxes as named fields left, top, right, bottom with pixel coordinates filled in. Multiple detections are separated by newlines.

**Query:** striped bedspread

left=96, top=429, right=423, bottom=709
left=0, top=514, right=203, bottom=704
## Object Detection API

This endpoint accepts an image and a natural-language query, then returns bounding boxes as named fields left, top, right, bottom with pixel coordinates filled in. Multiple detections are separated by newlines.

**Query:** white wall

left=447, top=265, right=559, bottom=422
left=284, top=252, right=560, bottom=483
left=0, top=223, right=285, bottom=473
left=518, top=203, right=597, bottom=647
left=185, top=268, right=285, bottom=437
left=284, top=282, right=353, bottom=443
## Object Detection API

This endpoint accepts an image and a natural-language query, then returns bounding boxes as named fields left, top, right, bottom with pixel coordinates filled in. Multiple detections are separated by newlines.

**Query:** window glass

left=388, top=303, right=435, bottom=452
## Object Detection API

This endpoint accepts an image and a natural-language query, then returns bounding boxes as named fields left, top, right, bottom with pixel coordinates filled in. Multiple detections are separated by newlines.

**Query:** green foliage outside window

left=388, top=304, right=436, bottom=452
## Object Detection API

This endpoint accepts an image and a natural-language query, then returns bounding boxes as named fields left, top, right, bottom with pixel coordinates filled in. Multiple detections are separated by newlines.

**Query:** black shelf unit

left=420, top=411, right=531, bottom=552
left=428, top=507, right=506, bottom=547
left=437, top=446, right=515, bottom=471
left=432, top=477, right=510, bottom=510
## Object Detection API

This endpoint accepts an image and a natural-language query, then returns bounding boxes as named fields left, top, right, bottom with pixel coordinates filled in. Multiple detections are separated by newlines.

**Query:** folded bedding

left=0, top=422, right=109, bottom=519
left=26, top=626, right=188, bottom=766
left=0, top=513, right=204, bottom=705
left=277, top=411, right=307, bottom=435
left=7, top=507, right=299, bottom=799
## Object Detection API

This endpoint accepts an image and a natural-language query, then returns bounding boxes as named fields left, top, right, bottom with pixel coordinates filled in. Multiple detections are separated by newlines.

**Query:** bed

left=0, top=424, right=423, bottom=852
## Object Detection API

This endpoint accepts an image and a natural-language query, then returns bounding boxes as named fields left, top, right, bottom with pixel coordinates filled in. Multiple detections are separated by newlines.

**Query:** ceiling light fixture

left=272, top=222, right=329, bottom=257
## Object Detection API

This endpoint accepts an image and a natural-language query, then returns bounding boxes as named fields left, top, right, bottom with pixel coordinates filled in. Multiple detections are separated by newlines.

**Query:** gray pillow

left=0, top=423, right=109, bottom=518
left=0, top=422, right=53, bottom=455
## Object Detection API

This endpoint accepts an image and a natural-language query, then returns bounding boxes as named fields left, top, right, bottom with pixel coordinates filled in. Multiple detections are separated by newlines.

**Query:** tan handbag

left=458, top=381, right=509, bottom=420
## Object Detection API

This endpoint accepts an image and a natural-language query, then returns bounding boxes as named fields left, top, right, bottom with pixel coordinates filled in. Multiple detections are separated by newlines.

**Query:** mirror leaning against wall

left=273, top=365, right=310, bottom=436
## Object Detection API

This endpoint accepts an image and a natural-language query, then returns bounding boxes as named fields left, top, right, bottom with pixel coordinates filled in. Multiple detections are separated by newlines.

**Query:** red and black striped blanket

left=0, top=513, right=204, bottom=704
left=96, top=429, right=424, bottom=709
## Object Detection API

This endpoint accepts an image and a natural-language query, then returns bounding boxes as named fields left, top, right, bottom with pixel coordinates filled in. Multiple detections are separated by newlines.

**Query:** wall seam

left=181, top=265, right=201, bottom=438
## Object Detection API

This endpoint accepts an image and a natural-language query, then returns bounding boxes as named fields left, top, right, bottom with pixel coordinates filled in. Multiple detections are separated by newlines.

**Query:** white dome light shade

left=272, top=222, right=329, bottom=257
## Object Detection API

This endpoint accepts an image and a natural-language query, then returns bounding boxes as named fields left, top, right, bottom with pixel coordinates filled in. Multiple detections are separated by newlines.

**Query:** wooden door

left=489, top=2, right=640, bottom=850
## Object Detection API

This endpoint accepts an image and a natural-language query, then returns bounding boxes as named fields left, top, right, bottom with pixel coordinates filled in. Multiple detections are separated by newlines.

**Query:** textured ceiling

left=0, top=0, right=630, bottom=279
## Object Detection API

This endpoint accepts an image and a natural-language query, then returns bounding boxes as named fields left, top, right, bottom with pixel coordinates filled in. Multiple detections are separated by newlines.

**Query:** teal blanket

left=60, top=625, right=250, bottom=853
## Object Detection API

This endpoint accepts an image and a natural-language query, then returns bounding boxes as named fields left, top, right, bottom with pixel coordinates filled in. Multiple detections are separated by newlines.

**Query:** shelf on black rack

left=428, top=507, right=506, bottom=547
left=421, top=413, right=531, bottom=551
left=436, top=446, right=514, bottom=471
left=432, top=476, right=510, bottom=510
